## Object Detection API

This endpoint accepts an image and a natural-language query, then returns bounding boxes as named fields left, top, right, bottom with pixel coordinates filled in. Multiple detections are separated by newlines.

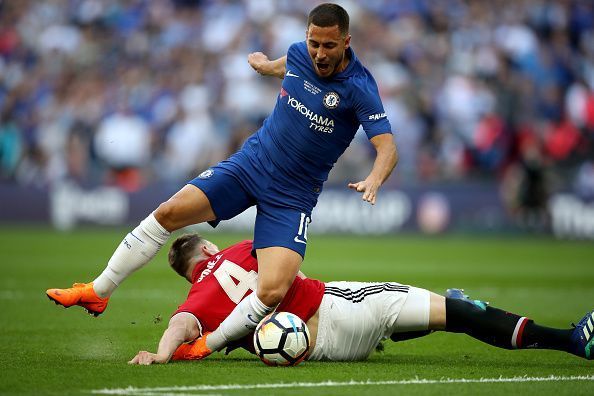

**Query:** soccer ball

left=253, top=311, right=310, bottom=366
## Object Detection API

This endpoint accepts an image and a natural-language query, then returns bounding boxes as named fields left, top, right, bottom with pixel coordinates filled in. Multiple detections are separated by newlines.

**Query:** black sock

left=445, top=298, right=573, bottom=352
left=521, top=322, right=573, bottom=352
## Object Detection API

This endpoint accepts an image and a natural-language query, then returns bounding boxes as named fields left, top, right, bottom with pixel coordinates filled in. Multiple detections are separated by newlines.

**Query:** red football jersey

left=174, top=240, right=325, bottom=332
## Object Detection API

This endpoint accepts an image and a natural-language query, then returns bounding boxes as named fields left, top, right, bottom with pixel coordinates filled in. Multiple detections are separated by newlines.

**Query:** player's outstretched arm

left=348, top=134, right=398, bottom=205
left=248, top=52, right=287, bottom=79
left=128, top=313, right=200, bottom=365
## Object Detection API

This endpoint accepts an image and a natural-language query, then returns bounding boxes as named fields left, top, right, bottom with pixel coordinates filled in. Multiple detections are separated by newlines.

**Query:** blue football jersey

left=245, top=41, right=392, bottom=185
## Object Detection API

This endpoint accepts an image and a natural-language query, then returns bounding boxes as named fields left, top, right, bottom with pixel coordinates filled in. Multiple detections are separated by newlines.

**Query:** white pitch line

left=91, top=375, right=594, bottom=395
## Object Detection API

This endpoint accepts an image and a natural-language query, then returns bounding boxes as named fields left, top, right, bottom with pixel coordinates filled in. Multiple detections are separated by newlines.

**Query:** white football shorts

left=308, top=281, right=430, bottom=361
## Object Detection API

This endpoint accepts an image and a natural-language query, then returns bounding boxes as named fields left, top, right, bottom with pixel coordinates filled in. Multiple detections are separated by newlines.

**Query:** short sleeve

left=287, top=42, right=300, bottom=60
left=353, top=72, right=392, bottom=139
left=286, top=41, right=310, bottom=73
left=173, top=298, right=203, bottom=322
left=171, top=311, right=203, bottom=337
left=173, top=285, right=209, bottom=327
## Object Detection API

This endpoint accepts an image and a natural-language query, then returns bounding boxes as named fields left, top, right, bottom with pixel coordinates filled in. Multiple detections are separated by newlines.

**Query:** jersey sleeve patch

left=353, top=72, right=392, bottom=138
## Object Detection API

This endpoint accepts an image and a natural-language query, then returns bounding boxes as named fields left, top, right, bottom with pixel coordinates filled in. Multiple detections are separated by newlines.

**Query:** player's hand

left=248, top=52, right=270, bottom=75
left=348, top=178, right=382, bottom=205
left=128, top=351, right=167, bottom=365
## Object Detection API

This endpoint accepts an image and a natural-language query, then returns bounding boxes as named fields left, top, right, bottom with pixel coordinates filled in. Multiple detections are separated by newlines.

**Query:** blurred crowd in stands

left=1, top=0, right=594, bottom=211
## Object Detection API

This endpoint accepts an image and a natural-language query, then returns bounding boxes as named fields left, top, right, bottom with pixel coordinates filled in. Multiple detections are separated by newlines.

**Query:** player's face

left=306, top=24, right=351, bottom=78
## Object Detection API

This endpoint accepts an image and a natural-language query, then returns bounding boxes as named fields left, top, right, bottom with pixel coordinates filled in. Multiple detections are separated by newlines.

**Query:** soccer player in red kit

left=126, top=234, right=593, bottom=365
left=171, top=238, right=324, bottom=338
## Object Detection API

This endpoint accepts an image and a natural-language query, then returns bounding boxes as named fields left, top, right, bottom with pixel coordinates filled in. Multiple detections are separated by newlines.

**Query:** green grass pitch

left=0, top=227, right=593, bottom=395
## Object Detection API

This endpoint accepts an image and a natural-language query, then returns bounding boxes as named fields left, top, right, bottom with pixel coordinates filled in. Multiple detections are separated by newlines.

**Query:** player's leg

left=206, top=247, right=303, bottom=352
left=46, top=184, right=215, bottom=315
left=92, top=184, right=216, bottom=297
left=253, top=246, right=303, bottom=305
left=205, top=207, right=307, bottom=352
left=390, top=288, right=483, bottom=342
left=309, top=281, right=411, bottom=361
left=388, top=287, right=436, bottom=342
left=47, top=167, right=253, bottom=315
left=389, top=290, right=433, bottom=342
left=430, top=294, right=592, bottom=359
left=154, top=184, right=216, bottom=231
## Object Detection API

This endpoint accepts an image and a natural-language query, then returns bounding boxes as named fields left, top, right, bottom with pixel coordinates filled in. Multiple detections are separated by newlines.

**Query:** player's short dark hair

left=168, top=234, right=204, bottom=278
left=307, top=3, right=349, bottom=37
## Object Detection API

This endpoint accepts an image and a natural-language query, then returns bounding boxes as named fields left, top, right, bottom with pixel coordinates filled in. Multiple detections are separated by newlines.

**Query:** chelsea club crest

left=323, top=92, right=340, bottom=109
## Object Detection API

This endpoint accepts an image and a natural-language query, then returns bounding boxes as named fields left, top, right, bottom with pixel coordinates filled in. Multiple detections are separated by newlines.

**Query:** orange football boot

left=172, top=332, right=213, bottom=361
left=46, top=282, right=109, bottom=317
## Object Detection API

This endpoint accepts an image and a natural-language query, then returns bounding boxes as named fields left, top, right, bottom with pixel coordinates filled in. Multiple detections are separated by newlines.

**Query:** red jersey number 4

left=213, top=259, right=258, bottom=304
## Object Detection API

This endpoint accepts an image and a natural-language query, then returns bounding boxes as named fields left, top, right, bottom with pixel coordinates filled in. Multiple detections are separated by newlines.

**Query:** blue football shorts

left=188, top=150, right=321, bottom=258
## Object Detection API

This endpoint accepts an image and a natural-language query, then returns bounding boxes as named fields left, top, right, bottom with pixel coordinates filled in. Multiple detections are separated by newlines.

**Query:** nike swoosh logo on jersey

left=294, top=236, right=307, bottom=244
left=286, top=70, right=300, bottom=78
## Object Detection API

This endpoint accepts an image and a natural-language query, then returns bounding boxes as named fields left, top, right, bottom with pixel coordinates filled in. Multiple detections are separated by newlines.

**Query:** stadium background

left=1, top=0, right=593, bottom=237
left=0, top=1, right=593, bottom=394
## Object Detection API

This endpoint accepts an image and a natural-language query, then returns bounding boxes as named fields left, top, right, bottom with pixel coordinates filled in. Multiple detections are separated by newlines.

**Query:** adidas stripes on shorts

left=308, top=281, right=431, bottom=361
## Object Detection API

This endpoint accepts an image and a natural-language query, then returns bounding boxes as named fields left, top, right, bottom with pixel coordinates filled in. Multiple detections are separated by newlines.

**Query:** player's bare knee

left=256, top=287, right=285, bottom=307
left=154, top=200, right=179, bottom=231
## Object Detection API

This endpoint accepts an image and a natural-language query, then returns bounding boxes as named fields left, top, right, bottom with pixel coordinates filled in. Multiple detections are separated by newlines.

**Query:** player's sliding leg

left=46, top=185, right=216, bottom=315
left=205, top=247, right=303, bottom=354
left=426, top=293, right=593, bottom=359
left=444, top=297, right=573, bottom=351
left=391, top=288, right=488, bottom=342
left=389, top=290, right=434, bottom=342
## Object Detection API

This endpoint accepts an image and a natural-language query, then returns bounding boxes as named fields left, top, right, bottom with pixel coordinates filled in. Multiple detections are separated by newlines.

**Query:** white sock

left=93, top=213, right=170, bottom=298
left=206, top=293, right=274, bottom=351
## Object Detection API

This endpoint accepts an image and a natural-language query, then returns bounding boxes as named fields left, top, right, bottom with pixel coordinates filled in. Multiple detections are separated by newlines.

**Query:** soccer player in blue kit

left=47, top=3, right=397, bottom=358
